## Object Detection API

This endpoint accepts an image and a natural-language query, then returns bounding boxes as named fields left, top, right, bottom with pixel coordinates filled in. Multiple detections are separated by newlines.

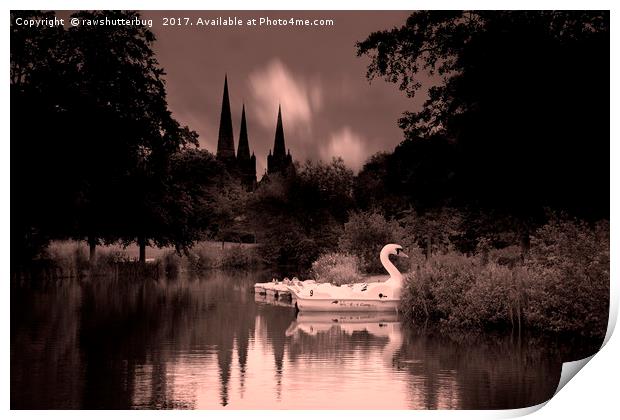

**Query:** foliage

left=187, top=244, right=262, bottom=272
left=357, top=11, right=609, bottom=222
left=389, top=136, right=458, bottom=212
left=43, top=241, right=90, bottom=278
left=162, top=251, right=182, bottom=278
left=353, top=152, right=395, bottom=214
left=11, top=10, right=199, bottom=264
left=487, top=245, right=522, bottom=267
left=338, top=211, right=406, bottom=273
left=400, top=207, right=463, bottom=258
left=248, top=158, right=353, bottom=268
left=28, top=241, right=155, bottom=280
left=311, top=253, right=361, bottom=286
left=400, top=217, right=609, bottom=339
left=459, top=209, right=534, bottom=255
left=524, top=217, right=609, bottom=338
left=401, top=253, right=525, bottom=330
left=294, top=158, right=355, bottom=224
left=166, top=149, right=251, bottom=249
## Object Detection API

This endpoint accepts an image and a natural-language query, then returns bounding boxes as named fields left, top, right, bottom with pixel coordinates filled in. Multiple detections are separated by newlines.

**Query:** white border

left=2, top=1, right=618, bottom=419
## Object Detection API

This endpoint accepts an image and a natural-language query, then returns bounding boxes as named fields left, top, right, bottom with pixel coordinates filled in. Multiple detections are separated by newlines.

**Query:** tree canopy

left=357, top=11, right=609, bottom=221
left=11, top=11, right=199, bottom=262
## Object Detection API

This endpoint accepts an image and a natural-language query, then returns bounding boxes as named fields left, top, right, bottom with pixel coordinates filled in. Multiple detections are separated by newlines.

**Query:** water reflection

left=11, top=271, right=598, bottom=409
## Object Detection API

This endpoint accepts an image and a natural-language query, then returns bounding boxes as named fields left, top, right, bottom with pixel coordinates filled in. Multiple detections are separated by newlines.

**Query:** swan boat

left=286, top=244, right=408, bottom=312
left=253, top=278, right=316, bottom=299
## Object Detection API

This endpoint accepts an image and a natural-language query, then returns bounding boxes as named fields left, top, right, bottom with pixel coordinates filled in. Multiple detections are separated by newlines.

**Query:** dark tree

left=292, top=158, right=355, bottom=225
left=354, top=152, right=394, bottom=213
left=386, top=135, right=458, bottom=212
left=11, top=11, right=199, bottom=264
left=11, top=11, right=74, bottom=262
left=249, top=158, right=354, bottom=267
left=165, top=149, right=238, bottom=252
left=67, top=11, right=198, bottom=261
left=357, top=11, right=609, bottom=223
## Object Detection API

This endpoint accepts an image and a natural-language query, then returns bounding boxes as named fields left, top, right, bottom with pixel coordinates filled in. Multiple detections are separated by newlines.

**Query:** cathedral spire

left=267, top=105, right=293, bottom=175
left=273, top=104, right=286, bottom=157
left=216, top=75, right=235, bottom=162
left=237, top=104, right=251, bottom=161
left=236, top=104, right=257, bottom=190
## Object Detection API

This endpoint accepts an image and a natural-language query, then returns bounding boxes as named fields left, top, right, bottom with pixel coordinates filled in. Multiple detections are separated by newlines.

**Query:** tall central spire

left=216, top=75, right=235, bottom=162
left=267, top=105, right=293, bottom=175
left=273, top=105, right=286, bottom=157
left=237, top=105, right=250, bottom=160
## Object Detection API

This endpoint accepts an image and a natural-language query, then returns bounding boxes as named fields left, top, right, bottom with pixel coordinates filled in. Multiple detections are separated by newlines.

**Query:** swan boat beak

left=399, top=251, right=409, bottom=258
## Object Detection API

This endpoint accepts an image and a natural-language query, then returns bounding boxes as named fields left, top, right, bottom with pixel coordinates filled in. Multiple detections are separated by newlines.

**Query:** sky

left=142, top=11, right=424, bottom=176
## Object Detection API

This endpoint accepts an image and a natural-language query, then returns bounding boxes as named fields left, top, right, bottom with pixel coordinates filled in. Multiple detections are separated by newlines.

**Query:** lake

left=10, top=269, right=597, bottom=409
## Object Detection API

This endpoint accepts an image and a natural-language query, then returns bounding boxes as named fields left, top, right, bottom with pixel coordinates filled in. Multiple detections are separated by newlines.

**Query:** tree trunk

left=138, top=237, right=146, bottom=263
left=88, top=236, right=97, bottom=263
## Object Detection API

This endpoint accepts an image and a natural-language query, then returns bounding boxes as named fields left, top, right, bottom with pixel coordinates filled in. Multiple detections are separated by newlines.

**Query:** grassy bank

left=162, top=242, right=262, bottom=276
left=400, top=219, right=609, bottom=340
left=13, top=240, right=262, bottom=281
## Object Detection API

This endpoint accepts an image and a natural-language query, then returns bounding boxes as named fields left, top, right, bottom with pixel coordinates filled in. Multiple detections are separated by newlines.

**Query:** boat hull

left=294, top=296, right=399, bottom=312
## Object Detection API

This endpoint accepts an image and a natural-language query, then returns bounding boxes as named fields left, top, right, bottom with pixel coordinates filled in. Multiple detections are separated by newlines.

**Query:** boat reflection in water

left=254, top=291, right=295, bottom=308
left=12, top=270, right=594, bottom=410
left=285, top=312, right=403, bottom=365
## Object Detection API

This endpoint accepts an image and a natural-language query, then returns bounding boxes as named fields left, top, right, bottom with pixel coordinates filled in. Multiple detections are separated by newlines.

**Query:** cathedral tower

left=216, top=75, right=236, bottom=167
left=237, top=105, right=257, bottom=190
left=267, top=105, right=293, bottom=175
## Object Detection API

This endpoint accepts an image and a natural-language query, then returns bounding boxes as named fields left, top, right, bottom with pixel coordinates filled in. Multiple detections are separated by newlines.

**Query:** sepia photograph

left=9, top=8, right=611, bottom=411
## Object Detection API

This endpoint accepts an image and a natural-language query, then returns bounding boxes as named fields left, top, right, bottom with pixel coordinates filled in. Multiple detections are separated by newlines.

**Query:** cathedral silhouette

left=215, top=75, right=293, bottom=191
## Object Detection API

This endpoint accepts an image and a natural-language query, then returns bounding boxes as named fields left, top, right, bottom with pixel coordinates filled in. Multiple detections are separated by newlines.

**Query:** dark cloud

left=144, top=11, right=424, bottom=176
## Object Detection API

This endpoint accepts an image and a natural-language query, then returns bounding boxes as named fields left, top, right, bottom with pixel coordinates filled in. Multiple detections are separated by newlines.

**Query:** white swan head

left=380, top=244, right=408, bottom=287
left=381, top=244, right=408, bottom=259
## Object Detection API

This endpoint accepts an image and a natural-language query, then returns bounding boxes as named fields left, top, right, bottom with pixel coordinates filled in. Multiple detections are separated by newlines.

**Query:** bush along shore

left=12, top=241, right=262, bottom=282
left=399, top=218, right=609, bottom=340
left=162, top=243, right=262, bottom=276
left=306, top=212, right=608, bottom=342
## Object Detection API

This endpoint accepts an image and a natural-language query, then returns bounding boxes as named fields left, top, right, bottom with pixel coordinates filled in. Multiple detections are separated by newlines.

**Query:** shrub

left=339, top=211, right=406, bottom=273
left=400, top=207, right=464, bottom=258
left=401, top=216, right=609, bottom=340
left=257, top=220, right=330, bottom=268
left=401, top=252, right=526, bottom=330
left=44, top=241, right=90, bottom=278
left=524, top=217, right=609, bottom=338
left=488, top=245, right=522, bottom=267
left=220, top=245, right=262, bottom=268
left=311, top=252, right=361, bottom=286
left=186, top=246, right=218, bottom=272
left=187, top=244, right=262, bottom=272
left=98, top=249, right=131, bottom=265
left=162, top=251, right=181, bottom=278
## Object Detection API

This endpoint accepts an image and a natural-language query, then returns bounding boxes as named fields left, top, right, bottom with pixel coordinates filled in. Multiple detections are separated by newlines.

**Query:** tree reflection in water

left=11, top=271, right=600, bottom=409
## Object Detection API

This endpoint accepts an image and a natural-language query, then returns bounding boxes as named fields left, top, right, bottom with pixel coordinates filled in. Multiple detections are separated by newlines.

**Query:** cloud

left=248, top=59, right=322, bottom=133
left=321, top=127, right=367, bottom=172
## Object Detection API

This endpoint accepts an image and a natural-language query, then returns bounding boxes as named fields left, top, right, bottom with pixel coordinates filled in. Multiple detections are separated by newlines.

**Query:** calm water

left=11, top=270, right=597, bottom=409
